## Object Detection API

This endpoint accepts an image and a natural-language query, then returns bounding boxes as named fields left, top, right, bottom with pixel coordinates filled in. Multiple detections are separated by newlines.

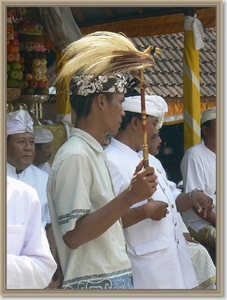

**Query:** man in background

left=180, top=106, right=216, bottom=250
left=33, top=128, right=53, bottom=174
left=7, top=110, right=63, bottom=289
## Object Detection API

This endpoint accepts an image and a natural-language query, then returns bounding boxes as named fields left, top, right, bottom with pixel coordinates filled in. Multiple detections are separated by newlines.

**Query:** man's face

left=146, top=115, right=159, bottom=148
left=35, top=142, right=52, bottom=165
left=206, top=119, right=216, bottom=139
left=202, top=119, right=216, bottom=145
left=103, top=93, right=125, bottom=136
left=149, top=133, right=162, bottom=156
left=7, top=133, right=35, bottom=172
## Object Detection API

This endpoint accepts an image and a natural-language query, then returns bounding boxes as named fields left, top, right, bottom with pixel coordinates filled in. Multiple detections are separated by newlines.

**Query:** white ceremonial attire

left=7, top=176, right=57, bottom=289
left=36, top=162, right=51, bottom=175
left=47, top=128, right=133, bottom=289
left=180, top=139, right=216, bottom=232
left=105, top=138, right=198, bottom=289
left=7, top=163, right=51, bottom=228
left=178, top=213, right=216, bottom=289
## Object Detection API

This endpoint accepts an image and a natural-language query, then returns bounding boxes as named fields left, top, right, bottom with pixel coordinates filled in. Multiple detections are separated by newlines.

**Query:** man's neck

left=203, top=139, right=216, bottom=154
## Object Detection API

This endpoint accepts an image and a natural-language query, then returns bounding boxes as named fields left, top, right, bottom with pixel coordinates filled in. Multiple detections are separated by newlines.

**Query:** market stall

left=6, top=7, right=72, bottom=160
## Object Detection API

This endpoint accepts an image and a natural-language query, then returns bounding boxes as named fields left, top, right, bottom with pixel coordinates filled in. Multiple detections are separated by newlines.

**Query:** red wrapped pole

left=140, top=70, right=149, bottom=168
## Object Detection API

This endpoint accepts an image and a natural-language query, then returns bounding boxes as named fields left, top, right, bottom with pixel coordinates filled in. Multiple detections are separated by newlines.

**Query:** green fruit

left=8, top=69, right=19, bottom=80
left=9, top=61, right=21, bottom=70
left=17, top=71, right=23, bottom=80
left=24, top=87, right=35, bottom=95
left=7, top=63, right=10, bottom=71
left=17, top=80, right=25, bottom=89
left=36, top=88, right=49, bottom=95
left=7, top=78, right=20, bottom=88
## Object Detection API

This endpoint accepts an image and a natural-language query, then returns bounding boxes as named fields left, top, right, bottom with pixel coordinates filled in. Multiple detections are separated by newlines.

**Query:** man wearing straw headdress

left=47, top=31, right=160, bottom=289
left=104, top=94, right=214, bottom=289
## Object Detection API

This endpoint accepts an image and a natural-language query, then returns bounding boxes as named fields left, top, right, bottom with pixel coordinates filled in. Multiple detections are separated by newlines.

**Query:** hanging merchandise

left=6, top=7, right=51, bottom=120
left=6, top=10, right=22, bottom=102
left=19, top=34, right=49, bottom=95
left=6, top=7, right=50, bottom=96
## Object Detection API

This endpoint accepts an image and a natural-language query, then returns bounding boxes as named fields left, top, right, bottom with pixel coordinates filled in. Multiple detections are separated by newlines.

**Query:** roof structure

left=44, top=6, right=216, bottom=101
left=69, top=6, right=217, bottom=100
left=47, top=27, right=216, bottom=100
left=71, top=7, right=216, bottom=36
left=130, top=27, right=216, bottom=98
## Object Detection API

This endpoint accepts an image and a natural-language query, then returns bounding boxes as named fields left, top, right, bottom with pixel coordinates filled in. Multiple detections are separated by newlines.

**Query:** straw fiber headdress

left=55, top=31, right=161, bottom=90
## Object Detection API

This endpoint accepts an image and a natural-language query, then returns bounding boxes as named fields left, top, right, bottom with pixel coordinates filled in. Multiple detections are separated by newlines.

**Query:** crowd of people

left=6, top=31, right=216, bottom=291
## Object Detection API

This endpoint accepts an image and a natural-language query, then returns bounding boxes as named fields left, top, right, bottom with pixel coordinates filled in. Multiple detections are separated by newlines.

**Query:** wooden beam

left=135, top=7, right=144, bottom=14
left=102, top=7, right=114, bottom=18
left=80, top=8, right=216, bottom=37
left=70, top=7, right=85, bottom=22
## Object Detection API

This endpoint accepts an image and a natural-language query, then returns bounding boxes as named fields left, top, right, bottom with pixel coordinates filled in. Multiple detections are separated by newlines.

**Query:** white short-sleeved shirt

left=105, top=138, right=198, bottom=289
left=7, top=176, right=57, bottom=289
left=180, top=140, right=216, bottom=231
left=7, top=163, right=51, bottom=228
left=47, top=128, right=133, bottom=289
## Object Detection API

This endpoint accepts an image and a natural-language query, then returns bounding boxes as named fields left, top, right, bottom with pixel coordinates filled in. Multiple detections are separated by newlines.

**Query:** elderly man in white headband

left=6, top=109, right=63, bottom=289
left=33, top=128, right=54, bottom=174
left=180, top=106, right=216, bottom=256
left=105, top=94, right=213, bottom=289
left=7, top=110, right=50, bottom=229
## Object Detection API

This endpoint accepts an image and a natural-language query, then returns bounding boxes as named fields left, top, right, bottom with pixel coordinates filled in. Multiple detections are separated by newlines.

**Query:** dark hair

left=120, top=111, right=142, bottom=130
left=201, top=120, right=212, bottom=138
left=70, top=92, right=113, bottom=119
left=70, top=94, right=94, bottom=118
left=202, top=120, right=212, bottom=127
left=7, top=135, right=12, bottom=143
left=124, top=89, right=140, bottom=98
left=34, top=143, right=43, bottom=150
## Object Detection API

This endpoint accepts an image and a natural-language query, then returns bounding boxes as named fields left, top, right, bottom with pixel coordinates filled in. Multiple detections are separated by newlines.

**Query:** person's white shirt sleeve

left=7, top=177, right=57, bottom=289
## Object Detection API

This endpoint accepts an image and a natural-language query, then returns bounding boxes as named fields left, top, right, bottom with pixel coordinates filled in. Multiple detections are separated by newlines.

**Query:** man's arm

left=192, top=207, right=216, bottom=227
left=45, top=224, right=63, bottom=289
left=63, top=161, right=157, bottom=249
left=176, top=190, right=213, bottom=218
left=121, top=199, right=168, bottom=228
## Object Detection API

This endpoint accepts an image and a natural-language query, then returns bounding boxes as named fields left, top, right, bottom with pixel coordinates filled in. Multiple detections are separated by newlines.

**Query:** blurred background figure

left=34, top=128, right=54, bottom=175
left=100, top=134, right=112, bottom=149
left=7, top=176, right=57, bottom=289
left=180, top=106, right=216, bottom=262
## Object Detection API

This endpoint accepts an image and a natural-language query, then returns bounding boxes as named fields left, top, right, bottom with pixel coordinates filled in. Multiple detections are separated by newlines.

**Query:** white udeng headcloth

left=123, top=94, right=168, bottom=129
left=34, top=128, right=53, bottom=143
left=201, top=106, right=216, bottom=125
left=7, top=110, right=34, bottom=135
